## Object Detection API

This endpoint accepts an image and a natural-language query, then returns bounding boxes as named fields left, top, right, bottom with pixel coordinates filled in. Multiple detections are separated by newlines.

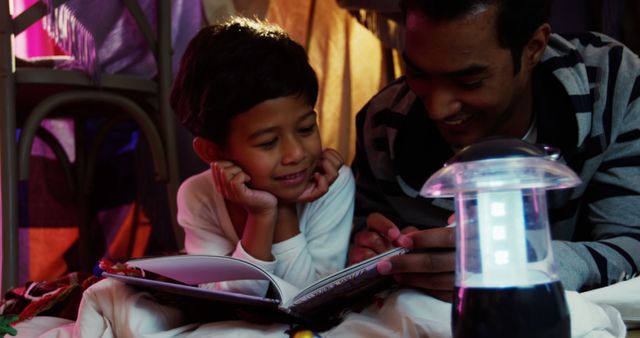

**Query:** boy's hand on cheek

left=294, top=148, right=344, bottom=203
left=211, top=161, right=277, bottom=215
left=296, top=172, right=329, bottom=202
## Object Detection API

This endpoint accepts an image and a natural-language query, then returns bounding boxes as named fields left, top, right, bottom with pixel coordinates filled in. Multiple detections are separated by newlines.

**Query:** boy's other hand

left=295, top=148, right=344, bottom=202
left=211, top=161, right=277, bottom=215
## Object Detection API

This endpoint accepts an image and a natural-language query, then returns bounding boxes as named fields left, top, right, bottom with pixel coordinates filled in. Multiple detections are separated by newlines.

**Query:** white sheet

left=14, top=277, right=639, bottom=338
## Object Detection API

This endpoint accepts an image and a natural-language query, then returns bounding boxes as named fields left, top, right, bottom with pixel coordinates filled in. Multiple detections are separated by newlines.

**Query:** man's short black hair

left=401, top=0, right=553, bottom=73
left=170, top=17, right=319, bottom=146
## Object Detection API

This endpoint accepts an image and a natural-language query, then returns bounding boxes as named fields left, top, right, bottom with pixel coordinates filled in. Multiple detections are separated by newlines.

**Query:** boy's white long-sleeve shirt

left=176, top=166, right=355, bottom=296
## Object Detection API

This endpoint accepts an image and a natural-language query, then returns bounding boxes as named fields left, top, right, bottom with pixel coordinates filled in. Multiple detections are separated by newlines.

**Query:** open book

left=102, top=247, right=411, bottom=329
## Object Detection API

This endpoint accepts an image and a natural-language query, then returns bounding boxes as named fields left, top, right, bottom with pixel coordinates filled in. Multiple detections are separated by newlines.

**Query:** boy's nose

left=281, top=137, right=305, bottom=164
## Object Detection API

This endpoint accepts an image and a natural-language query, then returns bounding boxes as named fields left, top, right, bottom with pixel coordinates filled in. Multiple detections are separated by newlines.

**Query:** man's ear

left=524, top=23, right=551, bottom=68
left=193, top=136, right=223, bottom=163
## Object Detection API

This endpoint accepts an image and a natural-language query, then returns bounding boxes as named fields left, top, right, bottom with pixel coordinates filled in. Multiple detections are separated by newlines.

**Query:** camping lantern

left=420, top=137, right=579, bottom=338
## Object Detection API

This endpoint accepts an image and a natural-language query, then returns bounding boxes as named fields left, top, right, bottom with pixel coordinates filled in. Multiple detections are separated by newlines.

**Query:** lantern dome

left=420, top=137, right=581, bottom=197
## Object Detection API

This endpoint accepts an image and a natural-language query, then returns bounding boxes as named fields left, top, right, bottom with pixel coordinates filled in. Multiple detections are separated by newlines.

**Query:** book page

left=103, top=272, right=281, bottom=308
left=289, top=247, right=410, bottom=307
left=127, top=255, right=281, bottom=295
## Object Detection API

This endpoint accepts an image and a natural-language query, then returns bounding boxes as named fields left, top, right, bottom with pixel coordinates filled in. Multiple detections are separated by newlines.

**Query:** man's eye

left=406, top=68, right=429, bottom=81
left=457, top=80, right=483, bottom=90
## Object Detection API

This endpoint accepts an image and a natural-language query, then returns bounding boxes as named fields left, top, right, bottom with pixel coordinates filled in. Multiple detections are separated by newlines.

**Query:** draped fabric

left=202, top=0, right=389, bottom=162
left=2, top=0, right=202, bottom=287
left=5, top=0, right=640, bottom=287
left=6, top=0, right=387, bottom=285
left=41, top=0, right=201, bottom=79
left=284, top=0, right=388, bottom=162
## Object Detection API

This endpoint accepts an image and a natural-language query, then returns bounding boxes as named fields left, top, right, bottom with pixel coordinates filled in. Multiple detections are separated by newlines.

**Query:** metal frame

left=0, top=0, right=182, bottom=293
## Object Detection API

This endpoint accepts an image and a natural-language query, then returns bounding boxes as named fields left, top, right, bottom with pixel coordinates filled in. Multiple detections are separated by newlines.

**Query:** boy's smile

left=222, top=95, right=322, bottom=202
left=274, top=169, right=309, bottom=186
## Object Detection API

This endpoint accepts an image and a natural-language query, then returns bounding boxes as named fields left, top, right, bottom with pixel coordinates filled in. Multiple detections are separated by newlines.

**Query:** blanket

left=0, top=272, right=99, bottom=331
left=10, top=277, right=640, bottom=338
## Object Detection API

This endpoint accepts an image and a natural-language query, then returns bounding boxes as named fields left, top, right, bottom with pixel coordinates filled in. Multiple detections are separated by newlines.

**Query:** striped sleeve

left=351, top=103, right=399, bottom=233
left=552, top=34, right=640, bottom=291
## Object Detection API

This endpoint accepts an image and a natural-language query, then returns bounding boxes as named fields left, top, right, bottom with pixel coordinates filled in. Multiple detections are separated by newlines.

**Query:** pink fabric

left=12, top=0, right=66, bottom=59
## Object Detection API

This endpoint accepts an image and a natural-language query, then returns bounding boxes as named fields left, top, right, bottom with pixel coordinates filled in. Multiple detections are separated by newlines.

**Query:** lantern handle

left=542, top=145, right=561, bottom=161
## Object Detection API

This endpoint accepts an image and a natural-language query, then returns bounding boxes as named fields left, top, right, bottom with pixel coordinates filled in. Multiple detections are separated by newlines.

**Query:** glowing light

left=478, top=190, right=528, bottom=285
left=494, top=251, right=510, bottom=265
left=492, top=226, right=506, bottom=240
left=490, top=202, right=506, bottom=217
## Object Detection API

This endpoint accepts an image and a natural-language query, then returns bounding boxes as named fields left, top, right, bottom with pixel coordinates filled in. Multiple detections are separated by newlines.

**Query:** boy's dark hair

left=170, top=17, right=319, bottom=146
left=400, top=0, right=553, bottom=74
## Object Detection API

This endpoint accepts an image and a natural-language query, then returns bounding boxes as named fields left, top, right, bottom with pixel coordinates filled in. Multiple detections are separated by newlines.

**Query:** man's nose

left=422, top=87, right=461, bottom=120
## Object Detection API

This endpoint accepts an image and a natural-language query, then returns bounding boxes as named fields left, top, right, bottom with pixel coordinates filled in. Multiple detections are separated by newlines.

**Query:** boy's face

left=221, top=95, right=322, bottom=202
left=404, top=5, right=541, bottom=148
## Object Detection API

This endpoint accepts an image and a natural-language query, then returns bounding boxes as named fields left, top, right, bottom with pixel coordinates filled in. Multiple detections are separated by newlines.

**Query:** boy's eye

left=257, top=138, right=277, bottom=149
left=299, top=124, right=317, bottom=135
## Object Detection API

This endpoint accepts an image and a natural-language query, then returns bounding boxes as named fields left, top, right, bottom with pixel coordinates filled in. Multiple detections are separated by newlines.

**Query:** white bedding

left=14, top=277, right=639, bottom=338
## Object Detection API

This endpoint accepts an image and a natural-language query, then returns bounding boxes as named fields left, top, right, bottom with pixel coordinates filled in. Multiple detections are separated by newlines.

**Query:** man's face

left=404, top=5, right=534, bottom=148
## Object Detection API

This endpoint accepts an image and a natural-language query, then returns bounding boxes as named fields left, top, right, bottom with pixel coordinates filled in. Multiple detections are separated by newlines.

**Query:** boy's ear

left=193, top=136, right=223, bottom=163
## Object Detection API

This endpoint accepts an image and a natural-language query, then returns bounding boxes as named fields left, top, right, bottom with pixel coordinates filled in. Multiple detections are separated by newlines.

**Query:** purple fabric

left=43, top=0, right=201, bottom=79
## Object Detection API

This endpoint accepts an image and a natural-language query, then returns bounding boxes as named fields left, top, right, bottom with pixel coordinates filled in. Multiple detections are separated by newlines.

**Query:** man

left=349, top=0, right=640, bottom=301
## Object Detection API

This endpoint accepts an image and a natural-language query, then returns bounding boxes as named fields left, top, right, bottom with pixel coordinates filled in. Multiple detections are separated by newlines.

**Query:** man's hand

left=348, top=213, right=413, bottom=264
left=295, top=148, right=344, bottom=202
left=379, top=227, right=456, bottom=302
left=349, top=212, right=456, bottom=302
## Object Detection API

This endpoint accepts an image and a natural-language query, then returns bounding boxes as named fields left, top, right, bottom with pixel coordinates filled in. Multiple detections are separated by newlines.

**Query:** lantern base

left=452, top=280, right=570, bottom=338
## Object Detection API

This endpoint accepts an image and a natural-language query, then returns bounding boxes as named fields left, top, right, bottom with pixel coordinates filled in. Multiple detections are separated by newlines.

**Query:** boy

left=170, top=17, right=354, bottom=296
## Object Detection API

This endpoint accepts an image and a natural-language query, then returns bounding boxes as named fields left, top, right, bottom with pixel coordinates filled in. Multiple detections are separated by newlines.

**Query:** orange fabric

left=268, top=0, right=387, bottom=162
left=266, top=0, right=312, bottom=47
left=105, top=203, right=151, bottom=260
left=24, top=202, right=151, bottom=283
left=28, top=228, right=78, bottom=282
